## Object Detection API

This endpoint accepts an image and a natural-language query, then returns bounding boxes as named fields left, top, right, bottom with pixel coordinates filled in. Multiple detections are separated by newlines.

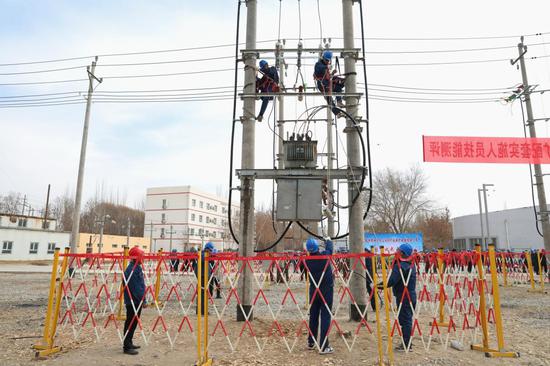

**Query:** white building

left=144, top=186, right=239, bottom=252
left=452, top=205, right=545, bottom=251
left=0, top=213, right=70, bottom=260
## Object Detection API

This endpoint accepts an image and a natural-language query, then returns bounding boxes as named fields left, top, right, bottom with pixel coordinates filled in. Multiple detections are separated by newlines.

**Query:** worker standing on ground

left=378, top=243, right=417, bottom=351
left=306, top=237, right=334, bottom=354
left=255, top=60, right=279, bottom=122
left=193, top=242, right=215, bottom=314
left=123, top=246, right=146, bottom=355
left=314, top=50, right=345, bottom=117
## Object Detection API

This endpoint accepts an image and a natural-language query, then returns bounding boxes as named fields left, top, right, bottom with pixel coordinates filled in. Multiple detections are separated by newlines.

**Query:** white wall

left=0, top=227, right=70, bottom=260
left=452, top=206, right=544, bottom=251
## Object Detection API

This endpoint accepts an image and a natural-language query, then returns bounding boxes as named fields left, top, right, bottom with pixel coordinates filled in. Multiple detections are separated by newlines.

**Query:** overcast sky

left=1, top=0, right=550, bottom=222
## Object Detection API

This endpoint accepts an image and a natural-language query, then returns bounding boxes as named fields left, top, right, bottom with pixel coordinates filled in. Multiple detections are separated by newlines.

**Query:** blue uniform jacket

left=386, top=259, right=417, bottom=304
left=314, top=60, right=331, bottom=88
left=306, top=240, right=334, bottom=294
left=256, top=66, right=279, bottom=92
left=124, top=261, right=146, bottom=305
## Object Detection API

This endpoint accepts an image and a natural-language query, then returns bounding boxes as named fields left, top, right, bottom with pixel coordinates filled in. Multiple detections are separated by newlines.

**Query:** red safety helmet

left=129, top=246, right=144, bottom=259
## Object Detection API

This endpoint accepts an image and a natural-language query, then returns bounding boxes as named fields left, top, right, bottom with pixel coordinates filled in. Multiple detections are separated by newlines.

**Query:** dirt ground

left=1, top=271, right=549, bottom=366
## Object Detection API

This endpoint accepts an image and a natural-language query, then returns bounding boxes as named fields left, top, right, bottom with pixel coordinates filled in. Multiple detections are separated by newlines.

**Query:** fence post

left=471, top=244, right=490, bottom=353
left=484, top=245, right=520, bottom=358
left=117, top=246, right=129, bottom=320
left=33, top=248, right=60, bottom=354
left=380, top=246, right=394, bottom=365
left=154, top=248, right=163, bottom=306
left=437, top=248, right=448, bottom=327
left=203, top=251, right=212, bottom=365
left=197, top=249, right=202, bottom=364
left=525, top=250, right=536, bottom=292
left=371, top=249, right=384, bottom=366
left=47, top=248, right=70, bottom=348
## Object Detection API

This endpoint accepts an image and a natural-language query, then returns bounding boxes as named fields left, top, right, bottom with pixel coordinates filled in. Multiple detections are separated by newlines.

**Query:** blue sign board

left=364, top=232, right=424, bottom=253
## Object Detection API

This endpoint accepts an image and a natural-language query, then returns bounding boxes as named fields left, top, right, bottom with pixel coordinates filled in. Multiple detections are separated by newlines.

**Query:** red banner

left=423, top=136, right=550, bottom=164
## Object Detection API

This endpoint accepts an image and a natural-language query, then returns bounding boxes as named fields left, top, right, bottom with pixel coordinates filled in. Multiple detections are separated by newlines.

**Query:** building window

left=190, top=228, right=195, bottom=235
left=191, top=213, right=195, bottom=221
left=213, top=205, right=217, bottom=212
left=162, top=199, right=167, bottom=209
left=47, top=243, right=56, bottom=254
left=112, top=244, right=118, bottom=248
left=199, top=215, right=203, bottom=223
left=18, top=218, right=28, bottom=227
left=206, top=203, right=210, bottom=210
left=161, top=213, right=166, bottom=224
left=199, top=201, right=204, bottom=209
left=199, top=228, right=204, bottom=235
left=2, top=241, right=13, bottom=254
left=212, top=218, right=217, bottom=225
left=29, top=242, right=39, bottom=254
left=206, top=217, right=210, bottom=224
left=212, top=232, right=216, bottom=238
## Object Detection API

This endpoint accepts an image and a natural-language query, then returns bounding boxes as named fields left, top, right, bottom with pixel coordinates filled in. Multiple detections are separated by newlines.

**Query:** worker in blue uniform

left=256, top=60, right=280, bottom=122
left=123, top=246, right=146, bottom=355
left=193, top=242, right=215, bottom=315
left=306, top=237, right=334, bottom=354
left=364, top=244, right=377, bottom=313
left=313, top=50, right=345, bottom=117
left=378, top=243, right=417, bottom=351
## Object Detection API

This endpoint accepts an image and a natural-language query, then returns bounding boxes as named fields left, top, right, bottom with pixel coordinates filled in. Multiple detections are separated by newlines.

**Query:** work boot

left=256, top=115, right=263, bottom=122
left=123, top=348, right=139, bottom=355
left=128, top=344, right=140, bottom=349
left=337, top=100, right=345, bottom=108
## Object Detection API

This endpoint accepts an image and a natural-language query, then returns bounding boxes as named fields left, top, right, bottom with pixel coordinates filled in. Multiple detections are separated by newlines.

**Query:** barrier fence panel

left=34, top=248, right=546, bottom=362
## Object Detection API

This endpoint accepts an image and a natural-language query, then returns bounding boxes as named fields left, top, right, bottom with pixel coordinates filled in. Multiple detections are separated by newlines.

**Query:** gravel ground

left=0, top=271, right=549, bottom=366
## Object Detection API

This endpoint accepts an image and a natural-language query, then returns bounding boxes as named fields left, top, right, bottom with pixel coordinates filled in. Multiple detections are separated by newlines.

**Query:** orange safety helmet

left=129, top=246, right=144, bottom=260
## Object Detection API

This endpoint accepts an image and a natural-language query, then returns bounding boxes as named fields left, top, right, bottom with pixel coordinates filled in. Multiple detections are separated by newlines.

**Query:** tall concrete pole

left=342, top=0, right=367, bottom=321
left=477, top=189, right=486, bottom=250
left=276, top=40, right=285, bottom=171
left=517, top=40, right=550, bottom=253
left=237, top=0, right=256, bottom=322
left=70, top=57, right=100, bottom=254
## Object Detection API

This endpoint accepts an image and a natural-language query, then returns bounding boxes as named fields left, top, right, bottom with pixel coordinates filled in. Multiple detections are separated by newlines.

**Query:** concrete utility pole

left=342, top=0, right=367, bottom=321
left=477, top=189, right=486, bottom=250
left=515, top=38, right=550, bottom=253
left=70, top=57, right=101, bottom=254
left=237, top=0, right=257, bottom=322
left=43, top=184, right=51, bottom=229
left=125, top=217, right=132, bottom=247
left=168, top=224, right=175, bottom=252
left=482, top=184, right=494, bottom=248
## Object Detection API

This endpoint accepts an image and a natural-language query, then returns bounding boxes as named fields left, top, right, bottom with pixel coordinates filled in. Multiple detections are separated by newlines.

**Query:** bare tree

left=0, top=192, right=22, bottom=215
left=415, top=208, right=452, bottom=250
left=366, top=165, right=431, bottom=233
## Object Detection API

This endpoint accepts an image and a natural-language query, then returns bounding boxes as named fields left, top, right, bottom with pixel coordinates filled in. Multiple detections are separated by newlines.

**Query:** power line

left=0, top=39, right=278, bottom=67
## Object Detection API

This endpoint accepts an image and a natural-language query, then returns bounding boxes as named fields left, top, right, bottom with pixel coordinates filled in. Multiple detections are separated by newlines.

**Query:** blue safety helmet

left=306, top=238, right=319, bottom=253
left=322, top=50, right=333, bottom=61
left=398, top=243, right=413, bottom=258
left=259, top=60, right=268, bottom=69
left=204, top=242, right=215, bottom=251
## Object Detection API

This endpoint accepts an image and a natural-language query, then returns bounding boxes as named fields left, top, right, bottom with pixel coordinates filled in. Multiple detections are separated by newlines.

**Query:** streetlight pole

left=477, top=189, right=486, bottom=250
left=97, top=214, right=115, bottom=254
left=482, top=184, right=494, bottom=248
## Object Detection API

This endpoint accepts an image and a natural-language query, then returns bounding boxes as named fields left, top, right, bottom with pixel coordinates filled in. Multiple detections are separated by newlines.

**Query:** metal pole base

left=195, top=358, right=213, bottom=366
left=35, top=346, right=61, bottom=358
left=471, top=344, right=520, bottom=358
left=236, top=305, right=253, bottom=322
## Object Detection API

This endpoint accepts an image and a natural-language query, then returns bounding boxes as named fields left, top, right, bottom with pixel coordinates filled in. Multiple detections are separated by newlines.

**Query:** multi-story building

left=144, top=186, right=238, bottom=252
left=0, top=213, right=70, bottom=260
